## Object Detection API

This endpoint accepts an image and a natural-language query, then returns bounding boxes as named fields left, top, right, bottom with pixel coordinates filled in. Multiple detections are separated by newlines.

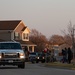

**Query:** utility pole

left=71, top=25, right=75, bottom=60
left=71, top=28, right=75, bottom=59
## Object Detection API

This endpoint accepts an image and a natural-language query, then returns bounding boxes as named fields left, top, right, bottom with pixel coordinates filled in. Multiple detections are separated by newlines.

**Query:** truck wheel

left=36, top=60, right=39, bottom=63
left=18, top=63, right=25, bottom=69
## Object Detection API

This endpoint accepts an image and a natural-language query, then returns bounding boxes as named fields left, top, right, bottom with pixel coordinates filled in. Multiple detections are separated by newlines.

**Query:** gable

left=0, top=20, right=21, bottom=30
left=23, top=27, right=30, bottom=33
left=14, top=21, right=26, bottom=32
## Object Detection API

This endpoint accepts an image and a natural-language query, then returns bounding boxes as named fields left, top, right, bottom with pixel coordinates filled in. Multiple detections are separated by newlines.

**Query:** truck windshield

left=0, top=43, right=22, bottom=49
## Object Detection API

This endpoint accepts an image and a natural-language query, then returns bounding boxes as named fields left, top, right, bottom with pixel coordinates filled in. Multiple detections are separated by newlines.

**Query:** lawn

left=45, top=62, right=75, bottom=70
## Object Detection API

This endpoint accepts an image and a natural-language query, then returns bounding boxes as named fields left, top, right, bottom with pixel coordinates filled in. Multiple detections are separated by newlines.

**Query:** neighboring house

left=0, top=20, right=36, bottom=52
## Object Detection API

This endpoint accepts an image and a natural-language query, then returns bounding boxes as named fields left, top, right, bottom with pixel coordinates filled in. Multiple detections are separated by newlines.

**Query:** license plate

left=8, top=60, right=13, bottom=63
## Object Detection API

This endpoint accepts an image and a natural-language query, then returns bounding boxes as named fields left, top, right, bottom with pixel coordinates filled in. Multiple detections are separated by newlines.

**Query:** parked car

left=29, top=52, right=38, bottom=63
left=29, top=52, right=46, bottom=63
left=0, top=41, right=25, bottom=69
left=36, top=52, right=45, bottom=63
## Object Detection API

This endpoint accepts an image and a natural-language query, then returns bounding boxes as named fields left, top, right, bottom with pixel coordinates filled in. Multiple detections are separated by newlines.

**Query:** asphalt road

left=0, top=62, right=75, bottom=75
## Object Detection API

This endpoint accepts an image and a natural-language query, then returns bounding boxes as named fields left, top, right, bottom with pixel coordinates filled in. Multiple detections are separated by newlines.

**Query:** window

left=26, top=34, right=28, bottom=39
left=15, top=32, right=20, bottom=39
left=23, top=33, right=29, bottom=40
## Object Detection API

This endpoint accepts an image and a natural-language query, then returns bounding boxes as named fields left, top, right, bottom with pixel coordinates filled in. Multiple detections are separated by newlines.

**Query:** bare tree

left=64, top=34, right=72, bottom=46
left=60, top=21, right=73, bottom=46
left=29, top=29, right=48, bottom=52
left=67, top=21, right=73, bottom=35
left=49, top=35, right=65, bottom=45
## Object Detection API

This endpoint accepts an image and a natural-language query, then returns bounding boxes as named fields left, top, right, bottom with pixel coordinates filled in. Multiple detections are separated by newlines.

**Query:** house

left=0, top=20, right=36, bottom=52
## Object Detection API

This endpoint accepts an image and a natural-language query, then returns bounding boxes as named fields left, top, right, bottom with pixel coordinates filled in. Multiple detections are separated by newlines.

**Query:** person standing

left=62, top=48, right=67, bottom=63
left=64, top=47, right=68, bottom=62
left=67, top=47, right=73, bottom=64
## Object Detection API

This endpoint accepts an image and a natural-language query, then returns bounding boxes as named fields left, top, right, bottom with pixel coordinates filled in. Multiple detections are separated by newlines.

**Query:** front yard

left=45, top=62, right=75, bottom=70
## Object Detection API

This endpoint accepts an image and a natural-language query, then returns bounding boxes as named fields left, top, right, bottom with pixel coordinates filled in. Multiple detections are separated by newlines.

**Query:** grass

left=45, top=62, right=75, bottom=70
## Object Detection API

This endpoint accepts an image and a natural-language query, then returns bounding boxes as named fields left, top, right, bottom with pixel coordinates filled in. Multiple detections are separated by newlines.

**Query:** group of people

left=62, top=47, right=73, bottom=64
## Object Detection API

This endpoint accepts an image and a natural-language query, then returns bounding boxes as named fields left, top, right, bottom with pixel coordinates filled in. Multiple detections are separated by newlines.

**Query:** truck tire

left=18, top=63, right=25, bottom=69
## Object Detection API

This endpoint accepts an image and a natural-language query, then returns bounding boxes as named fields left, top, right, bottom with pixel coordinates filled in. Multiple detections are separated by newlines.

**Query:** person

left=64, top=47, right=68, bottom=62
left=62, top=49, right=66, bottom=63
left=67, top=47, right=73, bottom=64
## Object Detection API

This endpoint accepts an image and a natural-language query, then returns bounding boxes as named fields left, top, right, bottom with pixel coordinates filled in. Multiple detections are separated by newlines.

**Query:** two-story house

left=0, top=20, right=36, bottom=52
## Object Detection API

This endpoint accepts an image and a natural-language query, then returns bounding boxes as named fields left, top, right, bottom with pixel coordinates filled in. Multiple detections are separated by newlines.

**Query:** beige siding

left=14, top=22, right=25, bottom=40
left=23, top=28, right=29, bottom=33
left=22, top=28, right=30, bottom=41
left=19, top=32, right=22, bottom=39
left=15, top=22, right=25, bottom=33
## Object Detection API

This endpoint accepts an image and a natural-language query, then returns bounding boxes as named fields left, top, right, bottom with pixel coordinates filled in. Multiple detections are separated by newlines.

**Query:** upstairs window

left=23, top=33, right=29, bottom=40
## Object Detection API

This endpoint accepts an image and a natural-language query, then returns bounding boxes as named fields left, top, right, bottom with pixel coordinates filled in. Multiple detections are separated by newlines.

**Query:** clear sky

left=0, top=0, right=75, bottom=38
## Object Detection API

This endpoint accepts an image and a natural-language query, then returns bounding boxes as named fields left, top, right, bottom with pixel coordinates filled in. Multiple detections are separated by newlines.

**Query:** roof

left=0, top=20, right=21, bottom=30
left=21, top=27, right=27, bottom=31
left=15, top=40, right=36, bottom=46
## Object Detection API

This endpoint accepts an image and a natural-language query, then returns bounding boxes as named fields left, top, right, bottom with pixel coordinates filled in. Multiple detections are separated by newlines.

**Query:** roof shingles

left=0, top=20, right=21, bottom=30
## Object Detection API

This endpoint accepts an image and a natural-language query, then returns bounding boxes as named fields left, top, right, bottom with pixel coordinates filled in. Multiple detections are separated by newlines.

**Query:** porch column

left=32, top=46, right=34, bottom=52
left=27, top=46, right=29, bottom=51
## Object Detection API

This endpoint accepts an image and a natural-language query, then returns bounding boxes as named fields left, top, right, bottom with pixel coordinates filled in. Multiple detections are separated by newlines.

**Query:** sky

left=0, top=0, right=75, bottom=38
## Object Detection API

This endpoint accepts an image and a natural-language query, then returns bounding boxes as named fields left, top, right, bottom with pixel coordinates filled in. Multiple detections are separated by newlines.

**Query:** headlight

left=0, top=54, right=2, bottom=59
left=42, top=57, right=45, bottom=59
left=19, top=53, right=25, bottom=59
left=37, top=57, right=39, bottom=59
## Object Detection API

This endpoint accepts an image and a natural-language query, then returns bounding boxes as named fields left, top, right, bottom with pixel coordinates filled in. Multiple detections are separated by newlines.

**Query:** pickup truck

left=0, top=41, right=25, bottom=69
